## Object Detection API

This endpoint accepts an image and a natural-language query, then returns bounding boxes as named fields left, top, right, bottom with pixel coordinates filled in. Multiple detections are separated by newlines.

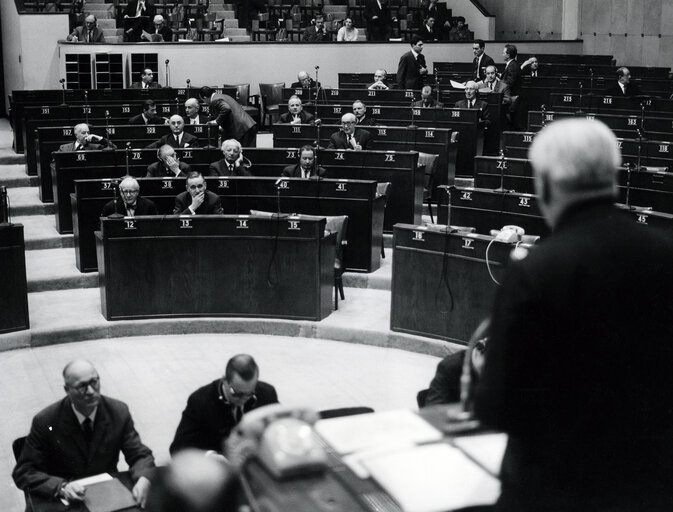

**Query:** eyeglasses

left=226, top=383, right=255, bottom=400
left=120, top=189, right=139, bottom=195
left=69, top=377, right=100, bottom=394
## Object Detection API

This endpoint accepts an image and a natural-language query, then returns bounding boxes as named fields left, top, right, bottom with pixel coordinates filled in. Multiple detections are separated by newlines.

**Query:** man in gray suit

left=200, top=86, right=258, bottom=147
left=475, top=65, right=512, bottom=105
left=67, top=15, right=105, bottom=43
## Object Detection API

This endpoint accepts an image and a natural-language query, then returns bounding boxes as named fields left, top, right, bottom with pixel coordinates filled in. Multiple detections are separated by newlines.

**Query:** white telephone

left=225, top=404, right=328, bottom=480
left=491, top=225, right=525, bottom=243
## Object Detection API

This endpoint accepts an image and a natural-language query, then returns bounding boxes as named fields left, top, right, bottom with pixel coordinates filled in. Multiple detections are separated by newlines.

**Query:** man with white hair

left=67, top=15, right=105, bottom=43
left=291, top=71, right=320, bottom=90
left=142, top=14, right=174, bottom=42
left=184, top=98, right=204, bottom=125
left=208, top=139, right=252, bottom=176
left=102, top=176, right=159, bottom=217
left=454, top=81, right=490, bottom=129
left=149, top=115, right=200, bottom=148
left=279, top=96, right=315, bottom=125
left=475, top=118, right=673, bottom=511
left=327, top=113, right=372, bottom=150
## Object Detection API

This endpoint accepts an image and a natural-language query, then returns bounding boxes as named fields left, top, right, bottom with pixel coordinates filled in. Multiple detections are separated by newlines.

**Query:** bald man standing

left=13, top=360, right=155, bottom=507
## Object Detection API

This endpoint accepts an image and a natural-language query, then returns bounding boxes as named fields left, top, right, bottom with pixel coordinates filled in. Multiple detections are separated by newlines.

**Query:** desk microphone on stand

left=576, top=82, right=584, bottom=115
left=165, top=59, right=170, bottom=88
left=104, top=110, right=112, bottom=147
left=495, top=149, right=507, bottom=192
left=409, top=97, right=417, bottom=128
left=435, top=69, right=442, bottom=106
left=125, top=142, right=131, bottom=176
left=59, top=79, right=67, bottom=107
left=540, top=104, right=547, bottom=129
left=108, top=179, right=125, bottom=219
left=313, top=65, right=320, bottom=120
left=186, top=78, right=191, bottom=94
left=589, top=67, right=594, bottom=98
left=624, top=162, right=634, bottom=209
left=84, top=90, right=89, bottom=125
left=0, top=185, right=11, bottom=224
left=175, top=97, right=180, bottom=116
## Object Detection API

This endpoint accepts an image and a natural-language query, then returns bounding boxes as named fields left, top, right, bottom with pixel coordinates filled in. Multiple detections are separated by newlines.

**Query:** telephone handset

left=491, top=225, right=525, bottom=243
left=225, top=404, right=328, bottom=479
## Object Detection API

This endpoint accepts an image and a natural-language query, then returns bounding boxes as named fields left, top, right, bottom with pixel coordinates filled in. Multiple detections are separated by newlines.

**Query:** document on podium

left=361, top=443, right=500, bottom=512
left=74, top=473, right=137, bottom=512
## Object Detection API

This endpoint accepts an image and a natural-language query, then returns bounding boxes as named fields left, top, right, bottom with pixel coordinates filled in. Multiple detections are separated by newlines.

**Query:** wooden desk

left=0, top=224, right=30, bottom=334
left=96, top=216, right=335, bottom=321
left=391, top=224, right=520, bottom=344
left=73, top=177, right=384, bottom=273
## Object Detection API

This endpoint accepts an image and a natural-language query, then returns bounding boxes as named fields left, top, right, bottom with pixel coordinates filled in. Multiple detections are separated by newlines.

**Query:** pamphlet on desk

left=61, top=473, right=137, bottom=512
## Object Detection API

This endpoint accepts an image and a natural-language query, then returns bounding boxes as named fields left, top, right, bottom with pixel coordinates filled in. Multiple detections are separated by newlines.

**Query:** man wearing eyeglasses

left=327, top=113, right=372, bottom=151
left=13, top=360, right=155, bottom=507
left=170, top=354, right=278, bottom=456
left=102, top=176, right=158, bottom=218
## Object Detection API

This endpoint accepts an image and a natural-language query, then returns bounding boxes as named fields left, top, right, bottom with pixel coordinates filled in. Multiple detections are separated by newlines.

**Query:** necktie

left=228, top=164, right=234, bottom=174
left=233, top=406, right=243, bottom=423
left=489, top=82, right=493, bottom=91
left=533, top=71, right=537, bottom=77
left=82, top=417, right=94, bottom=446
left=176, top=134, right=181, bottom=146
left=74, top=143, right=80, bottom=151
left=347, top=134, right=354, bottom=148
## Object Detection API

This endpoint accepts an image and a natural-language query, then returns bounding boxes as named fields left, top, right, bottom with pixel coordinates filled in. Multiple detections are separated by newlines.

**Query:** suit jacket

left=124, top=0, right=155, bottom=18
left=281, top=163, right=326, bottom=178
left=169, top=379, right=279, bottom=454
left=328, top=129, right=372, bottom=150
left=129, top=113, right=165, bottom=125
left=208, top=158, right=252, bottom=177
left=397, top=50, right=427, bottom=90
left=413, top=98, right=444, bottom=108
left=418, top=24, right=439, bottom=41
left=475, top=78, right=512, bottom=104
left=173, top=190, right=223, bottom=214
left=57, top=141, right=110, bottom=152
left=290, top=79, right=320, bottom=89
left=150, top=131, right=200, bottom=149
left=146, top=25, right=173, bottom=42
left=473, top=53, right=495, bottom=81
left=279, top=110, right=315, bottom=124
left=501, top=59, right=522, bottom=96
left=12, top=396, right=155, bottom=498
left=101, top=196, right=158, bottom=217
left=129, top=81, right=162, bottom=89
left=67, top=25, right=105, bottom=43
left=302, top=25, right=329, bottom=42
left=146, top=160, right=191, bottom=178
left=475, top=200, right=673, bottom=511
left=364, top=0, right=391, bottom=38
left=604, top=82, right=643, bottom=97
left=454, top=98, right=491, bottom=127
left=425, top=350, right=467, bottom=405
left=208, top=94, right=256, bottom=141
left=185, top=115, right=205, bottom=125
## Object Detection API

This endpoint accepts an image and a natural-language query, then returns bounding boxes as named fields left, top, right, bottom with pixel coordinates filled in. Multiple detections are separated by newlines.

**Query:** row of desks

left=73, top=177, right=385, bottom=274
left=52, top=148, right=421, bottom=235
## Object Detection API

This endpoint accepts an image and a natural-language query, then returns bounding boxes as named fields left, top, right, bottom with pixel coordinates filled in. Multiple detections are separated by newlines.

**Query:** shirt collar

left=411, top=48, right=420, bottom=59
left=71, top=403, right=97, bottom=426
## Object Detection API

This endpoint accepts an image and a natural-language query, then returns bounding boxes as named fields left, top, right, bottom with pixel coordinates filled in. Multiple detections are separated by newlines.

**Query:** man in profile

left=130, top=68, right=162, bottom=89
left=281, top=145, right=326, bottom=178
left=129, top=100, right=166, bottom=125
left=13, top=360, right=155, bottom=506
left=500, top=43, right=522, bottom=96
left=170, top=354, right=278, bottom=455
left=413, top=85, right=444, bottom=108
left=102, top=176, right=158, bottom=217
left=475, top=118, right=673, bottom=511
left=352, top=100, right=378, bottom=126
left=208, top=139, right=252, bottom=176
left=200, top=87, right=258, bottom=147
left=473, top=39, right=494, bottom=81
left=604, top=67, right=642, bottom=97
left=173, top=171, right=223, bottom=215
left=454, top=81, right=490, bottom=129
left=67, top=14, right=105, bottom=43
left=328, top=113, right=372, bottom=150
left=56, top=123, right=115, bottom=152
left=184, top=98, right=204, bottom=125
left=149, top=115, right=200, bottom=148
left=279, top=96, right=315, bottom=124
left=146, top=145, right=191, bottom=178
left=141, top=14, right=173, bottom=42
left=397, top=36, right=428, bottom=90
left=368, top=69, right=393, bottom=90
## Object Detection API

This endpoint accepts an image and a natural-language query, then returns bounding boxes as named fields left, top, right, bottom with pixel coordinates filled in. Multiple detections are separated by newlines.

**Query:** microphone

left=0, top=185, right=11, bottom=224
left=315, top=65, right=319, bottom=70
left=540, top=104, right=547, bottom=128
left=108, top=179, right=124, bottom=219
left=165, top=59, right=170, bottom=88
left=409, top=97, right=417, bottom=128
left=175, top=97, right=180, bottom=116
left=104, top=110, right=112, bottom=147
left=186, top=78, right=191, bottom=90
left=84, top=90, right=89, bottom=124
left=59, top=78, right=67, bottom=106
left=125, top=142, right=131, bottom=176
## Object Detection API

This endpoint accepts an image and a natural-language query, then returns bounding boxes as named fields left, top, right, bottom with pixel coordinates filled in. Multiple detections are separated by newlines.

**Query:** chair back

left=418, top=152, right=439, bottom=194
left=224, top=84, right=250, bottom=106
left=324, top=215, right=348, bottom=271
left=258, top=82, right=285, bottom=111
left=376, top=181, right=392, bottom=207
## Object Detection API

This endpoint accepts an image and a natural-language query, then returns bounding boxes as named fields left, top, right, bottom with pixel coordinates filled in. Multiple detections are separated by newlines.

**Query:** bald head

left=297, top=71, right=311, bottom=88
left=63, top=360, right=101, bottom=415
left=340, top=113, right=357, bottom=134
left=169, top=115, right=185, bottom=135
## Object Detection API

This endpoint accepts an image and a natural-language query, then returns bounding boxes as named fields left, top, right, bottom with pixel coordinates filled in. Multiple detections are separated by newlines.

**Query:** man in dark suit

left=141, top=14, right=173, bottom=42
left=148, top=115, right=200, bottom=149
left=279, top=96, right=315, bottom=124
left=146, top=144, right=191, bottom=178
left=173, top=171, right=223, bottom=215
left=352, top=100, right=378, bottom=126
left=130, top=68, right=162, bottom=89
left=208, top=139, right=252, bottom=177
left=368, top=69, right=394, bottom=90
left=475, top=118, right=673, bottom=512
left=66, top=15, right=105, bottom=42
left=604, top=67, right=643, bottom=97
left=55, top=123, right=115, bottom=153
left=413, top=85, right=444, bottom=108
left=520, top=56, right=541, bottom=77
left=200, top=86, right=258, bottom=147
left=12, top=360, right=155, bottom=506
left=302, top=16, right=329, bottom=41
left=290, top=71, right=320, bottom=90
left=170, top=354, right=279, bottom=454
left=328, top=113, right=372, bottom=150
left=418, top=15, right=439, bottom=42
left=473, top=39, right=495, bottom=81
left=101, top=176, right=159, bottom=217
left=184, top=98, right=205, bottom=125
left=397, top=36, right=428, bottom=90
left=123, top=0, right=155, bottom=41
left=454, top=81, right=491, bottom=129
left=500, top=43, right=522, bottom=96
left=475, top=65, right=512, bottom=105
left=365, top=0, right=391, bottom=41
left=281, top=145, right=326, bottom=178
left=129, top=99, right=166, bottom=125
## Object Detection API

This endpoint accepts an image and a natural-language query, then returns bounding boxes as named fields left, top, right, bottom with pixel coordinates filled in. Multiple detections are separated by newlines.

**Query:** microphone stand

left=313, top=65, right=320, bottom=120
left=104, top=110, right=111, bottom=147
left=636, top=128, right=643, bottom=172
left=108, top=179, right=124, bottom=219
left=186, top=78, right=191, bottom=95
left=639, top=101, right=647, bottom=142
left=445, top=328, right=481, bottom=430
left=59, top=79, right=67, bottom=106
left=409, top=98, right=416, bottom=128
left=435, top=70, right=442, bottom=106
left=495, top=149, right=506, bottom=192
left=175, top=97, right=180, bottom=116
left=540, top=104, right=547, bottom=129
left=125, top=142, right=131, bottom=176
left=576, top=82, right=584, bottom=115
left=625, top=162, right=634, bottom=209
left=84, top=90, right=89, bottom=125
left=165, top=59, right=170, bottom=88
left=589, top=67, right=594, bottom=98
